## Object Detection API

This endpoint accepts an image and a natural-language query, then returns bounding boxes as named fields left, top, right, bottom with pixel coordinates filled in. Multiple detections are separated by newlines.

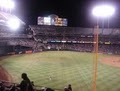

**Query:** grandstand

left=28, top=25, right=120, bottom=54
left=0, top=24, right=120, bottom=55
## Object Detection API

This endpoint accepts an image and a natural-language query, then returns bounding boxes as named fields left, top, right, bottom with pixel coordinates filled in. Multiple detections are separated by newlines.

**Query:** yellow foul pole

left=92, top=25, right=99, bottom=91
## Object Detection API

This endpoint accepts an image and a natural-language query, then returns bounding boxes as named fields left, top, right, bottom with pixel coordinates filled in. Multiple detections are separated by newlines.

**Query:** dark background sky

left=14, top=0, right=120, bottom=28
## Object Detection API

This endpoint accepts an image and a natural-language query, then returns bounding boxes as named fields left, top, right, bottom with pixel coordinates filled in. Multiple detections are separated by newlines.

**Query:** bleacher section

left=29, top=25, right=120, bottom=54
left=0, top=25, right=120, bottom=55
left=29, top=25, right=120, bottom=36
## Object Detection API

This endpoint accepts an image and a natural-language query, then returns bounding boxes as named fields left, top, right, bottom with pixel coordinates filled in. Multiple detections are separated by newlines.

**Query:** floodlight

left=0, top=0, right=15, bottom=10
left=92, top=5, right=115, bottom=17
left=7, top=18, right=20, bottom=30
left=8, top=0, right=15, bottom=9
left=0, top=0, right=2, bottom=6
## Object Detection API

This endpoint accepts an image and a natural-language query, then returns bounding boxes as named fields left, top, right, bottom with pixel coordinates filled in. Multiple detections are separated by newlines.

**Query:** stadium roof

left=0, top=11, right=25, bottom=27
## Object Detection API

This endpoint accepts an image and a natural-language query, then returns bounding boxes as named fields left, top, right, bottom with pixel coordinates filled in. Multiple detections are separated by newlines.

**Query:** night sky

left=14, top=0, right=120, bottom=28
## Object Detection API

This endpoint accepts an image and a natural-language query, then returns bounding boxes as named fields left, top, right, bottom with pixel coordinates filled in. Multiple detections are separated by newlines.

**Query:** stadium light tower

left=92, top=4, right=115, bottom=91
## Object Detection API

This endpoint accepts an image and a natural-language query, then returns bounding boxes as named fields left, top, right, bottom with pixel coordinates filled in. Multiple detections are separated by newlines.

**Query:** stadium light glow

left=0, top=0, right=15, bottom=10
left=92, top=5, right=115, bottom=17
left=8, top=0, right=15, bottom=9
left=7, top=18, right=20, bottom=30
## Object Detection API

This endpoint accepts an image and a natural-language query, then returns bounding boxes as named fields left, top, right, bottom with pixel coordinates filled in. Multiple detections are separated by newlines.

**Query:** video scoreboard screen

left=38, top=16, right=67, bottom=26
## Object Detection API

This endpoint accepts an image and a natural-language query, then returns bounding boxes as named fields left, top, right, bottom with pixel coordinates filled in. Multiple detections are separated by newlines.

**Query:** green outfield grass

left=0, top=51, right=120, bottom=91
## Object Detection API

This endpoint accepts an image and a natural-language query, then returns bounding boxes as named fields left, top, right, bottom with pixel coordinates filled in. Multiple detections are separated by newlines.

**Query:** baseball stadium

left=0, top=0, right=120, bottom=91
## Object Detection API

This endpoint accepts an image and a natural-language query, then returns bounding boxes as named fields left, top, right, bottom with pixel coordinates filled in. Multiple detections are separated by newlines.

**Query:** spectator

left=68, top=84, right=72, bottom=91
left=18, top=73, right=34, bottom=91
left=0, top=82, right=4, bottom=91
left=40, top=87, right=54, bottom=91
left=64, top=87, right=69, bottom=91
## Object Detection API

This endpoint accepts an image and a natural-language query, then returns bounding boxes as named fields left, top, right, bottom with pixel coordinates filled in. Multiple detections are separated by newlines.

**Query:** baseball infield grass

left=0, top=51, right=120, bottom=91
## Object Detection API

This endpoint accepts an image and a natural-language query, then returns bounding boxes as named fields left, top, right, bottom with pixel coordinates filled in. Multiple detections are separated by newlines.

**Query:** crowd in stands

left=29, top=25, right=120, bottom=36
left=34, top=35, right=94, bottom=42
left=44, top=43, right=120, bottom=54
left=30, top=34, right=120, bottom=54
left=3, top=35, right=119, bottom=55
left=0, top=25, right=120, bottom=55
left=9, top=39, right=36, bottom=48
left=0, top=35, right=119, bottom=55
left=99, top=44, right=120, bottom=54
left=33, top=35, right=120, bottom=44
left=0, top=73, right=72, bottom=91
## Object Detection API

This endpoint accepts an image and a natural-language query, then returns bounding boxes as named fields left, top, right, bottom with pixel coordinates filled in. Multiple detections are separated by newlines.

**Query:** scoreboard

left=38, top=15, right=67, bottom=26
left=54, top=18, right=67, bottom=26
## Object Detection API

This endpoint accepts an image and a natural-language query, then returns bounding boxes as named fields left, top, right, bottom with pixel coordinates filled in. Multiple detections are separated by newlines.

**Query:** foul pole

left=92, top=22, right=99, bottom=91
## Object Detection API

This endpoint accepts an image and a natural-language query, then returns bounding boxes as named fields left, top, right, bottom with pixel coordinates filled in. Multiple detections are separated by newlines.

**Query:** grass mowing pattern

left=0, top=51, right=120, bottom=91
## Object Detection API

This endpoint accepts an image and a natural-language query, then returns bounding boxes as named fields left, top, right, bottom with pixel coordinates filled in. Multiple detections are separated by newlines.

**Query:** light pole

left=92, top=4, right=115, bottom=91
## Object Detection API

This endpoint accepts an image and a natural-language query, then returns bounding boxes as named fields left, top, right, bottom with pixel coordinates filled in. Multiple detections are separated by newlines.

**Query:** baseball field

left=0, top=51, right=120, bottom=91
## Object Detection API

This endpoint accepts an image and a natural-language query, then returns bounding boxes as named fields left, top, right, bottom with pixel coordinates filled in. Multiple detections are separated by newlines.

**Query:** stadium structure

left=0, top=2, right=120, bottom=91
left=0, top=24, right=120, bottom=55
